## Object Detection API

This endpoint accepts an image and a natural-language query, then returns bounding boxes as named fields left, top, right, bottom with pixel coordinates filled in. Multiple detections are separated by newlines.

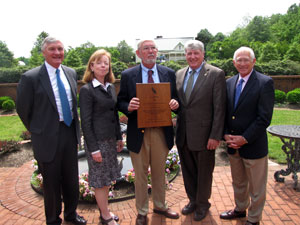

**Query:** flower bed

left=30, top=149, right=180, bottom=203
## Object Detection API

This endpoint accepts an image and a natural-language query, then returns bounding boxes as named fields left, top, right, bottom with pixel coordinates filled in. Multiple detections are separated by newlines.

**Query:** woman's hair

left=82, top=49, right=115, bottom=83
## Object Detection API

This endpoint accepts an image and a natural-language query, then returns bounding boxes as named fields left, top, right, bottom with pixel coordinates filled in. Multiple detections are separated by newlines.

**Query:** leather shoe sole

left=181, top=202, right=196, bottom=215
left=220, top=209, right=246, bottom=220
left=153, top=208, right=179, bottom=219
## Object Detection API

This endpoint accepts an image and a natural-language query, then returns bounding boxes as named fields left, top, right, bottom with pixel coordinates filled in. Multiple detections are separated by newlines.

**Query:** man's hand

left=92, top=152, right=102, bottom=163
left=169, top=99, right=179, bottom=110
left=225, top=135, right=247, bottom=149
left=207, top=139, right=220, bottom=150
left=128, top=97, right=140, bottom=112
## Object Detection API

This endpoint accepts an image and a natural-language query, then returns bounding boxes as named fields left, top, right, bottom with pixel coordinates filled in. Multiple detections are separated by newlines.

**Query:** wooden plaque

left=136, top=83, right=172, bottom=128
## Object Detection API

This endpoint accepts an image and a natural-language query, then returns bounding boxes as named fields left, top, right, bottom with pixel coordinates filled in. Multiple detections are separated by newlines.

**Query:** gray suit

left=175, top=62, right=226, bottom=210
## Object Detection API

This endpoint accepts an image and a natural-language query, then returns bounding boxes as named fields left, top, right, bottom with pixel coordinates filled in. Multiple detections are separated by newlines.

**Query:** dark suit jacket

left=79, top=82, right=122, bottom=153
left=225, top=70, right=274, bottom=159
left=16, top=64, right=80, bottom=162
left=117, top=64, right=178, bottom=153
left=175, top=63, right=226, bottom=151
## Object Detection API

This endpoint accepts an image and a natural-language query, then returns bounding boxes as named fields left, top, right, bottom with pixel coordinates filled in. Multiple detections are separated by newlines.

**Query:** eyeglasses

left=142, top=46, right=157, bottom=51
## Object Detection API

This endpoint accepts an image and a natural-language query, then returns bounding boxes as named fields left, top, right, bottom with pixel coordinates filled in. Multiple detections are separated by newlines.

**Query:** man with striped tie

left=17, top=37, right=86, bottom=225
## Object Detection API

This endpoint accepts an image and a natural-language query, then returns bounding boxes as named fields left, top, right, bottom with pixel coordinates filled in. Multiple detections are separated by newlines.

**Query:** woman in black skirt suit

left=79, top=49, right=123, bottom=225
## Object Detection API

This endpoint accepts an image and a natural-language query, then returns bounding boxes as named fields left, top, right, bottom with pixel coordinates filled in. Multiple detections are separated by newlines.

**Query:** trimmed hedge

left=275, top=90, right=286, bottom=103
left=286, top=88, right=300, bottom=104
left=2, top=99, right=15, bottom=111
left=0, top=96, right=13, bottom=109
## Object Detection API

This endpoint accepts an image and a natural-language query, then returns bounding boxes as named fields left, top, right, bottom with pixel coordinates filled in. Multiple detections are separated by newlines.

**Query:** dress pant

left=178, top=142, right=215, bottom=211
left=38, top=121, right=79, bottom=225
left=229, top=152, right=268, bottom=222
left=129, top=127, right=169, bottom=216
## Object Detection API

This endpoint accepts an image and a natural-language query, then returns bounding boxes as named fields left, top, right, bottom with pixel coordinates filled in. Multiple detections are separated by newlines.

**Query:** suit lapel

left=39, top=64, right=58, bottom=111
left=62, top=65, right=77, bottom=111
left=188, top=63, right=209, bottom=103
left=229, top=75, right=239, bottom=110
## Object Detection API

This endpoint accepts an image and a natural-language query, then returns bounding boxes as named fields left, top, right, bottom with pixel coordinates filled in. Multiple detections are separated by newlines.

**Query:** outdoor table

left=267, top=125, right=300, bottom=190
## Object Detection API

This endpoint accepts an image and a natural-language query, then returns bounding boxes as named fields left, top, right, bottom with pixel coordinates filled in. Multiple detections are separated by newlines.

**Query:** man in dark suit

left=219, top=47, right=274, bottom=225
left=117, top=39, right=179, bottom=225
left=175, top=40, right=226, bottom=221
left=16, top=37, right=86, bottom=225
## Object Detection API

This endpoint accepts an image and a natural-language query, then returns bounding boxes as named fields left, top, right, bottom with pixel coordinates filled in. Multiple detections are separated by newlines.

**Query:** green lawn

left=268, top=109, right=300, bottom=164
left=0, top=115, right=26, bottom=141
left=0, top=108, right=299, bottom=164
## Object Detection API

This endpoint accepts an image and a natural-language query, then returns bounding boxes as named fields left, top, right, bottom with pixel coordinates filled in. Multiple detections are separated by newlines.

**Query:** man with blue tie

left=220, top=47, right=274, bottom=225
left=16, top=37, right=86, bottom=225
left=117, top=39, right=180, bottom=225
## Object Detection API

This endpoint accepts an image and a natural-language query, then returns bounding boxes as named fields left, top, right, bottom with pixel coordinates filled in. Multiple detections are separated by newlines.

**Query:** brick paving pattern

left=1, top=161, right=300, bottom=224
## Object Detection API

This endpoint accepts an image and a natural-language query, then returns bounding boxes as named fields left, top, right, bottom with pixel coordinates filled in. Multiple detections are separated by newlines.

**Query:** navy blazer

left=225, top=70, right=274, bottom=159
left=117, top=64, right=178, bottom=153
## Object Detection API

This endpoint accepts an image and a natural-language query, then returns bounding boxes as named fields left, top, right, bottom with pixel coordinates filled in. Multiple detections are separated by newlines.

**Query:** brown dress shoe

left=194, top=208, right=208, bottom=221
left=136, top=214, right=147, bottom=225
left=220, top=209, right=246, bottom=219
left=245, top=221, right=260, bottom=225
left=153, top=208, right=179, bottom=219
left=181, top=202, right=196, bottom=215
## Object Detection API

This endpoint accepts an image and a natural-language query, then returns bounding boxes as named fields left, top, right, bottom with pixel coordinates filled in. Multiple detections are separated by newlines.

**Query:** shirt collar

left=238, top=69, right=253, bottom=83
left=141, top=63, right=157, bottom=74
left=45, top=61, right=62, bottom=74
left=188, top=62, right=204, bottom=74
left=92, top=78, right=111, bottom=89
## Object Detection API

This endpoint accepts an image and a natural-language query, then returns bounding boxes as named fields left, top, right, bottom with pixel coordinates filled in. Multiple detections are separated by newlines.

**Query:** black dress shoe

left=245, top=221, right=260, bottom=225
left=136, top=214, right=147, bottom=225
left=220, top=209, right=246, bottom=220
left=65, top=214, right=87, bottom=224
left=181, top=202, right=196, bottom=215
left=194, top=209, right=208, bottom=221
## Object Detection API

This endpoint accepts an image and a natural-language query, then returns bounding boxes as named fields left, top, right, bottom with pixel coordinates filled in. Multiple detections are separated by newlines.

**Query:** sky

left=1, top=0, right=299, bottom=58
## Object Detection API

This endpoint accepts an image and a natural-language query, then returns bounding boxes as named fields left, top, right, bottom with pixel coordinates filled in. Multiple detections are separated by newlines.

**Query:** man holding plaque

left=175, top=40, right=226, bottom=221
left=117, top=39, right=179, bottom=225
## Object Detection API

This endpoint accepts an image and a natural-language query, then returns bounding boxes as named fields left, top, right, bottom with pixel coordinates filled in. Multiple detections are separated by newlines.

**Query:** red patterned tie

left=148, top=70, right=154, bottom=83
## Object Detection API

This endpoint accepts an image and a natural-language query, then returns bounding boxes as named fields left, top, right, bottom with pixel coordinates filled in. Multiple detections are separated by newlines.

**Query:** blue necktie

left=234, top=78, right=244, bottom=109
left=56, top=69, right=72, bottom=126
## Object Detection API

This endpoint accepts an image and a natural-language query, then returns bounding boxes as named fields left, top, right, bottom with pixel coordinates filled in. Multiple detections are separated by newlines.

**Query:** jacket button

left=141, top=130, right=144, bottom=133
left=232, top=116, right=235, bottom=120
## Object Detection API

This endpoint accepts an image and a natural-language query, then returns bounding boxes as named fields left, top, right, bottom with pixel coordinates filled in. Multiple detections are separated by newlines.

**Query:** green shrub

left=0, top=66, right=31, bottom=83
left=160, top=61, right=183, bottom=72
left=286, top=89, right=300, bottom=104
left=0, top=96, right=13, bottom=109
left=2, top=99, right=15, bottom=111
left=274, top=90, right=286, bottom=103
left=112, top=61, right=128, bottom=79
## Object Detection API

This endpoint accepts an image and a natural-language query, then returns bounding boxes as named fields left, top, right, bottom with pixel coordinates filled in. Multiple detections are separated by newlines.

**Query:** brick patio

left=1, top=160, right=300, bottom=225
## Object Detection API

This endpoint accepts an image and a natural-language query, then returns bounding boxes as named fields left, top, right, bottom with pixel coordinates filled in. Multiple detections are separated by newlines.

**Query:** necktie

left=185, top=70, right=196, bottom=102
left=56, top=69, right=72, bottom=126
left=234, top=78, right=244, bottom=109
left=148, top=70, right=154, bottom=83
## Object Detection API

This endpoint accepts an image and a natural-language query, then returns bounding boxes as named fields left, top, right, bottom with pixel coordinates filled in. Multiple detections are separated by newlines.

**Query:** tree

left=245, top=16, right=271, bottom=42
left=0, top=41, right=17, bottom=68
left=64, top=49, right=82, bottom=67
left=74, top=42, right=98, bottom=65
left=117, top=40, right=135, bottom=63
left=258, top=42, right=280, bottom=62
left=29, top=48, right=44, bottom=67
left=31, top=31, right=49, bottom=54
left=284, top=42, right=300, bottom=62
left=196, top=29, right=213, bottom=48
